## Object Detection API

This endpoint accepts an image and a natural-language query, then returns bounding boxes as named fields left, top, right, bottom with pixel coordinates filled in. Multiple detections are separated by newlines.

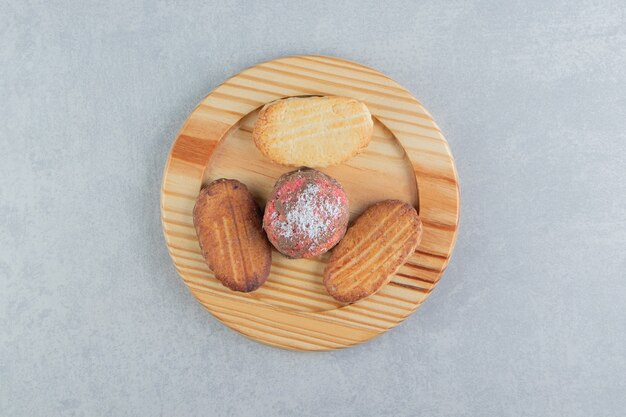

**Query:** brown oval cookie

left=323, top=200, right=423, bottom=303
left=193, top=179, right=271, bottom=292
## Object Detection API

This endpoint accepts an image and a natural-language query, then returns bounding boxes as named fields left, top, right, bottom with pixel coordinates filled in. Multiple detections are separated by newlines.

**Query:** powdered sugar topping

left=272, top=183, right=344, bottom=243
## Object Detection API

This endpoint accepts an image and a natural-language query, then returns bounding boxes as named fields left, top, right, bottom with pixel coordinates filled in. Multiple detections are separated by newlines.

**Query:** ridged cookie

left=193, top=179, right=271, bottom=292
left=252, top=96, right=373, bottom=167
left=323, top=200, right=422, bottom=303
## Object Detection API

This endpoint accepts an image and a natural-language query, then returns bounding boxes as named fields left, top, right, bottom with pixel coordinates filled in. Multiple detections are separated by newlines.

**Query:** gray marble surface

left=2, top=1, right=625, bottom=416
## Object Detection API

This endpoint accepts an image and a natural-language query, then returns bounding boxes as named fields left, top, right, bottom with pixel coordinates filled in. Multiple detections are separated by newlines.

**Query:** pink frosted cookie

left=263, top=168, right=349, bottom=259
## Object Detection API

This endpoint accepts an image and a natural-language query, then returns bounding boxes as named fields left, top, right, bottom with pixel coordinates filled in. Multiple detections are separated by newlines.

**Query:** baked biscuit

left=263, top=168, right=349, bottom=259
left=193, top=179, right=271, bottom=292
left=252, top=96, right=373, bottom=167
left=323, top=200, right=422, bottom=302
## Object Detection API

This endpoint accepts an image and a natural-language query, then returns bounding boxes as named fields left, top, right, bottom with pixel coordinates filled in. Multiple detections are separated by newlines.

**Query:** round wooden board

left=161, top=55, right=459, bottom=350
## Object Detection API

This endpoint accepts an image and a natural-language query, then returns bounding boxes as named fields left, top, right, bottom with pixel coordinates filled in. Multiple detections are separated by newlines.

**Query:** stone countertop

left=1, top=1, right=625, bottom=416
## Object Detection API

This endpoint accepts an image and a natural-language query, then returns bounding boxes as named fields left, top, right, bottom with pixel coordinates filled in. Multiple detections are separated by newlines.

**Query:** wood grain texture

left=161, top=55, right=460, bottom=350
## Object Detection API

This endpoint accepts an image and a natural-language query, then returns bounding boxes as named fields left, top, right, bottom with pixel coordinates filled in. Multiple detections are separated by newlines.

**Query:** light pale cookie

left=252, top=96, right=373, bottom=167
left=193, top=179, right=271, bottom=292
left=323, top=200, right=422, bottom=303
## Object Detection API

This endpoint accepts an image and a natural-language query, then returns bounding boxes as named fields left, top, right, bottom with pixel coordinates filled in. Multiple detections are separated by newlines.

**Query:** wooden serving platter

left=161, top=55, right=459, bottom=350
